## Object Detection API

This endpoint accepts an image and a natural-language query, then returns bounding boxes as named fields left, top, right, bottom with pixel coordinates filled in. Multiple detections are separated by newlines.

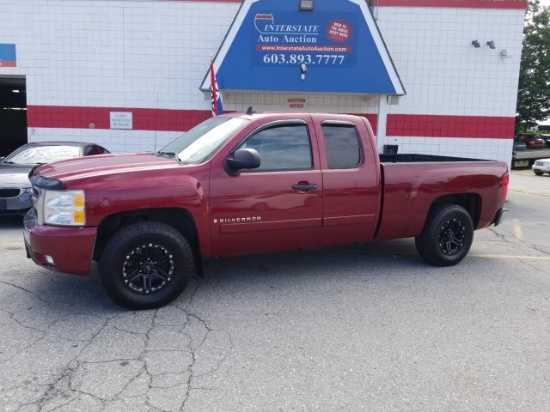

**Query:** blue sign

left=0, top=44, right=16, bottom=67
left=252, top=12, right=357, bottom=68
left=202, top=0, right=405, bottom=95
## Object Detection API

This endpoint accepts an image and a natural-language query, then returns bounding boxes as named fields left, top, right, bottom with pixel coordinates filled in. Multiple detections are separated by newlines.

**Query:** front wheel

left=99, top=221, right=195, bottom=310
left=415, top=204, right=474, bottom=267
left=534, top=170, right=543, bottom=176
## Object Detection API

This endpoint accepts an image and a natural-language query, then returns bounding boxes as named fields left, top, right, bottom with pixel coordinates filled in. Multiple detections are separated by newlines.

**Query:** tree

left=516, top=0, right=550, bottom=132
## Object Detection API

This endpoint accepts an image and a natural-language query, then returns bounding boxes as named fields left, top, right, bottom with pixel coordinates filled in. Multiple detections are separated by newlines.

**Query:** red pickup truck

left=23, top=112, right=509, bottom=309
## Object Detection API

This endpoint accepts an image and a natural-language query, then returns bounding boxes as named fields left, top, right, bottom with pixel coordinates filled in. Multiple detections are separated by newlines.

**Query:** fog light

left=45, top=255, right=54, bottom=266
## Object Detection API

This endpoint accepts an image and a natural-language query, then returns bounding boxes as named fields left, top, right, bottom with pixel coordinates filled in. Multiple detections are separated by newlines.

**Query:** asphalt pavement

left=0, top=169, right=549, bottom=411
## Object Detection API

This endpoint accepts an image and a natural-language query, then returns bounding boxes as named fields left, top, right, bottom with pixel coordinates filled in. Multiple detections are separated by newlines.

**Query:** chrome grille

left=0, top=188, right=22, bottom=198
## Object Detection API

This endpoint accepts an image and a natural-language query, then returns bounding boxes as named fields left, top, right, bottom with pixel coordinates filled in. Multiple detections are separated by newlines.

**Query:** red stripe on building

left=28, top=105, right=515, bottom=139
left=376, top=0, right=527, bottom=9
left=157, top=0, right=527, bottom=9
left=27, top=106, right=212, bottom=132
left=350, top=113, right=514, bottom=139
left=156, top=0, right=240, bottom=2
left=386, top=114, right=515, bottom=139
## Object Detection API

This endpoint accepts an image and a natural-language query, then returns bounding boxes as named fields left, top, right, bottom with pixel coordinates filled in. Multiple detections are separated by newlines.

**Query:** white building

left=0, top=0, right=526, bottom=165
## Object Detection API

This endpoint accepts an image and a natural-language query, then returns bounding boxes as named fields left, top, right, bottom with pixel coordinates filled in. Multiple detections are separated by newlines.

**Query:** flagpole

left=209, top=54, right=223, bottom=116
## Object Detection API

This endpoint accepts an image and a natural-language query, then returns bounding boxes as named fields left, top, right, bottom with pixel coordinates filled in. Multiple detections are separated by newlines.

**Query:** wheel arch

left=93, top=208, right=203, bottom=274
left=427, top=193, right=481, bottom=228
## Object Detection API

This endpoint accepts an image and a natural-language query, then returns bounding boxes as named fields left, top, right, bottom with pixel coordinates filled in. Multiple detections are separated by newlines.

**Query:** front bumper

left=23, top=210, right=97, bottom=275
left=0, top=189, right=31, bottom=216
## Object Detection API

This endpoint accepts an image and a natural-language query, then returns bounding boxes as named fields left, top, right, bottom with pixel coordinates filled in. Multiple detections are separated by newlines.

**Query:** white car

left=532, top=158, right=550, bottom=176
left=0, top=141, right=110, bottom=216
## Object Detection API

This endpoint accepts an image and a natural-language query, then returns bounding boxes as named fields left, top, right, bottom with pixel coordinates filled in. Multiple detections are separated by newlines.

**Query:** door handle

left=292, top=182, right=317, bottom=191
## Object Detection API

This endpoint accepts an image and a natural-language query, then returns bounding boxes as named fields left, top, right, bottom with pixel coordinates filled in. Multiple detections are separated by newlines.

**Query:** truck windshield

left=159, top=117, right=250, bottom=165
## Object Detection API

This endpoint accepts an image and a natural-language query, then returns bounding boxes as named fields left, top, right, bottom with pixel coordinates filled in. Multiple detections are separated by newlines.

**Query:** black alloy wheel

left=122, top=241, right=175, bottom=295
left=99, top=221, right=195, bottom=309
left=415, top=204, right=474, bottom=267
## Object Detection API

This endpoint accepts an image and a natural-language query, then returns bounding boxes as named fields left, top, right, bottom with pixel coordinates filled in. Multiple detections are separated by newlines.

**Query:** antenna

left=246, top=106, right=255, bottom=115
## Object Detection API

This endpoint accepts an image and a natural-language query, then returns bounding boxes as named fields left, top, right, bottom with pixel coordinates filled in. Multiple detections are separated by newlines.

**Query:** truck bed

left=376, top=156, right=508, bottom=241
left=379, top=153, right=487, bottom=163
left=512, top=149, right=550, bottom=169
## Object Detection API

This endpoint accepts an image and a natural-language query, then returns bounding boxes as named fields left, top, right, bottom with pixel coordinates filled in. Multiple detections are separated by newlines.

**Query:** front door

left=209, top=122, right=322, bottom=256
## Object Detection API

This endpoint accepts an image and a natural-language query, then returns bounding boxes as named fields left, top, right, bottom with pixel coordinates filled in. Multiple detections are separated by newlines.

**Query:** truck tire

left=414, top=204, right=473, bottom=267
left=534, top=170, right=543, bottom=176
left=99, top=221, right=195, bottom=310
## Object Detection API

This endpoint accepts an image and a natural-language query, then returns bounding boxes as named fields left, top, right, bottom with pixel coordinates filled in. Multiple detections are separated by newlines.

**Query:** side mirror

left=224, top=148, right=260, bottom=176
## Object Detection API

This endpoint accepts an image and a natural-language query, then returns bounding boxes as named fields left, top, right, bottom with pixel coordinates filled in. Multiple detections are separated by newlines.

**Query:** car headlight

left=43, top=190, right=86, bottom=226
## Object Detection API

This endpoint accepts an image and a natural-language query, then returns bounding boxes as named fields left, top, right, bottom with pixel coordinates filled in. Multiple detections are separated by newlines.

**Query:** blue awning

left=201, top=0, right=405, bottom=96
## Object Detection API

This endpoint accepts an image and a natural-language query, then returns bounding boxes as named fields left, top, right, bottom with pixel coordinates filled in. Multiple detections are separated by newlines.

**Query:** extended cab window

left=322, top=124, right=361, bottom=169
left=240, top=124, right=312, bottom=171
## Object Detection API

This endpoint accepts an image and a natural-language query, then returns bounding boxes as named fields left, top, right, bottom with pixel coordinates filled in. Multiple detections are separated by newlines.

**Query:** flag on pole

left=210, top=58, right=223, bottom=116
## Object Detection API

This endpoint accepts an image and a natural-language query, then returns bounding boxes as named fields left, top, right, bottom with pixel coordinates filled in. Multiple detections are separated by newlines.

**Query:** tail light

left=500, top=172, right=509, bottom=202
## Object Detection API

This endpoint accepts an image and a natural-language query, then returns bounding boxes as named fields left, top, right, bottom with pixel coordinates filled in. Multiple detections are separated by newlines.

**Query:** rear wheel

left=99, top=221, right=195, bottom=309
left=415, top=204, right=473, bottom=267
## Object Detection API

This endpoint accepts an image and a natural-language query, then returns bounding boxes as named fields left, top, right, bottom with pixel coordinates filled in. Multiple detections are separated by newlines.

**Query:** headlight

left=43, top=190, right=86, bottom=226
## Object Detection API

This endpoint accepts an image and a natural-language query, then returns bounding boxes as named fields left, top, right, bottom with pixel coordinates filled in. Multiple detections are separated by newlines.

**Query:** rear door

left=209, top=120, right=323, bottom=256
left=315, top=119, right=381, bottom=246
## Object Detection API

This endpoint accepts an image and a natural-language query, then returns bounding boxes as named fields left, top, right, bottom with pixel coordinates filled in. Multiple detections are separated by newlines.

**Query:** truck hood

left=34, top=152, right=179, bottom=183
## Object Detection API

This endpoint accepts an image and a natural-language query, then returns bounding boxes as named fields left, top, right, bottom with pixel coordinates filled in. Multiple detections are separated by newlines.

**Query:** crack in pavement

left=487, top=227, right=550, bottom=257
left=0, top=261, right=235, bottom=412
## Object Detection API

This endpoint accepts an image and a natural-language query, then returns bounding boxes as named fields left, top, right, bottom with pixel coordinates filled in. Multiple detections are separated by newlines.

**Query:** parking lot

left=1, top=169, right=549, bottom=412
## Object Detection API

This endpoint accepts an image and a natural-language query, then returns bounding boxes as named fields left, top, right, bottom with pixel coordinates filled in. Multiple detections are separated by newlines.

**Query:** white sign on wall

left=110, top=112, right=133, bottom=129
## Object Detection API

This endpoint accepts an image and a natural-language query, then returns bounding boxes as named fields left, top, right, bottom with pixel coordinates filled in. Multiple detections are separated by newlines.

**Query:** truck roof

left=222, top=110, right=364, bottom=123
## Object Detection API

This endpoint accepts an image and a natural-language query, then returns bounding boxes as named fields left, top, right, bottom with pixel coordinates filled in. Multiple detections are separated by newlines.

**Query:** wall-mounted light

left=487, top=41, right=496, bottom=49
left=300, top=64, right=307, bottom=80
left=299, top=0, right=313, bottom=11
left=471, top=40, right=480, bottom=48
